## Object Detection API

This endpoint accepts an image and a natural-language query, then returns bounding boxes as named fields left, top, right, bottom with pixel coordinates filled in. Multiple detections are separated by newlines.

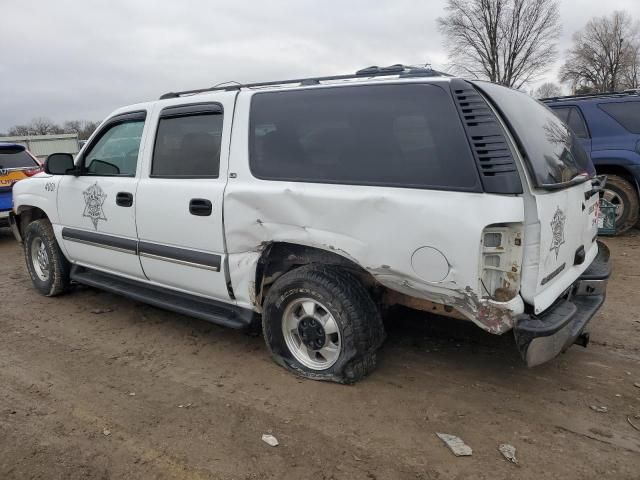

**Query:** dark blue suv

left=543, top=91, right=640, bottom=234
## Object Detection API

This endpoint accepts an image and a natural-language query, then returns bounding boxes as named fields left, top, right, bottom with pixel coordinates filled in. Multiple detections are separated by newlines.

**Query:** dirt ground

left=0, top=227, right=639, bottom=480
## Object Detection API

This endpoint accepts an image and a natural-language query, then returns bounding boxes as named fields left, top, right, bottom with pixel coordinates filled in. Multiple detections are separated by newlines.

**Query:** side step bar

left=70, top=266, right=255, bottom=330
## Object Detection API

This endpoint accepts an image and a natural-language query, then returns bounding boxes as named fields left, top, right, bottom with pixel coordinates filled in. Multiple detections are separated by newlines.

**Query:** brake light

left=23, top=167, right=43, bottom=177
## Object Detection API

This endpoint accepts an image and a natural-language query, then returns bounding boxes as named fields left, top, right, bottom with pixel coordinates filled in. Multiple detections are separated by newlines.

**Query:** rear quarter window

left=598, top=101, right=640, bottom=133
left=249, top=84, right=481, bottom=191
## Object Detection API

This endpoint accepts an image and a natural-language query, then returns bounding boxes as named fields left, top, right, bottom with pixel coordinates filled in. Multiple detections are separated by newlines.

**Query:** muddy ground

left=0, top=227, right=639, bottom=479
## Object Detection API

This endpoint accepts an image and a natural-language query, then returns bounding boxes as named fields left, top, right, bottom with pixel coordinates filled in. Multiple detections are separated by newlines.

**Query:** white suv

left=10, top=65, right=611, bottom=383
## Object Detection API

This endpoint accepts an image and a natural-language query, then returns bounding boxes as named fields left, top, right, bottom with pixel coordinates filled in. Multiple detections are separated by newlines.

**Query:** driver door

left=57, top=110, right=149, bottom=280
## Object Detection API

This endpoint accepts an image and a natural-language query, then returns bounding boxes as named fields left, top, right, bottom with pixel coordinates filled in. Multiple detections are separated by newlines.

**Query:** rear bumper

left=514, top=241, right=611, bottom=367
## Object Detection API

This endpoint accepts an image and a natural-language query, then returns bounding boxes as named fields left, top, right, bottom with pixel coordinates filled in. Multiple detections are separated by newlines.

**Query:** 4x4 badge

left=83, top=182, right=107, bottom=230
left=549, top=206, right=566, bottom=259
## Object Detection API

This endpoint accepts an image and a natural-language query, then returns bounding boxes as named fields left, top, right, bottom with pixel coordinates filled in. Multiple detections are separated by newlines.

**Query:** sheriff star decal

left=83, top=182, right=107, bottom=230
left=549, top=206, right=566, bottom=260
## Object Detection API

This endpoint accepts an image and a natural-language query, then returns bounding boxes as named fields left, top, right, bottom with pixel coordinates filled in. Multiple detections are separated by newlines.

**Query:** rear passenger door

left=135, top=93, right=236, bottom=301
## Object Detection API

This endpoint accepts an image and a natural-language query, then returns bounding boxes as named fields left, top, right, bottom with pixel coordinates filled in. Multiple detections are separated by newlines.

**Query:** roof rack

left=540, top=90, right=640, bottom=102
left=159, top=64, right=450, bottom=100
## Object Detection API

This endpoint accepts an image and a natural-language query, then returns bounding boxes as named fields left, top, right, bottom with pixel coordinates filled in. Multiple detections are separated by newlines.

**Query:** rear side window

left=152, top=107, right=223, bottom=178
left=551, top=107, right=589, bottom=139
left=0, top=148, right=38, bottom=169
left=249, top=84, right=481, bottom=191
left=599, top=101, right=640, bottom=133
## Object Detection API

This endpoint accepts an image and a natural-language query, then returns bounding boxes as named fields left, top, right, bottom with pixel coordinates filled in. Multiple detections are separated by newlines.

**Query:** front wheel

left=262, top=265, right=385, bottom=384
left=23, top=219, right=70, bottom=296
left=601, top=174, right=639, bottom=235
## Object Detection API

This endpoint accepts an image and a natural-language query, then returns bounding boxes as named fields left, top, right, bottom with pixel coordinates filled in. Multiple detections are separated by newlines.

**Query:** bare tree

left=7, top=125, right=31, bottom=136
left=63, top=120, right=99, bottom=140
left=535, top=81, right=562, bottom=98
left=438, top=0, right=561, bottom=88
left=28, top=117, right=62, bottom=136
left=621, top=41, right=640, bottom=89
left=560, top=11, right=640, bottom=92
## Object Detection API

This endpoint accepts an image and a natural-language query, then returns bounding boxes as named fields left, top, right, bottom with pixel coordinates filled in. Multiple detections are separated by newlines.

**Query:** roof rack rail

left=159, top=64, right=450, bottom=100
left=540, top=90, right=640, bottom=102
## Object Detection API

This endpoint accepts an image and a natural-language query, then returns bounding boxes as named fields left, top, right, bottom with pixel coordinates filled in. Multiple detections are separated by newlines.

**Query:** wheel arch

left=14, top=205, right=50, bottom=241
left=253, top=242, right=380, bottom=308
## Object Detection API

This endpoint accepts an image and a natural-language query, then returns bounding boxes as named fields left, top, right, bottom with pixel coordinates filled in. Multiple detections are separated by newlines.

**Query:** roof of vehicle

left=158, top=64, right=454, bottom=100
left=541, top=90, right=640, bottom=104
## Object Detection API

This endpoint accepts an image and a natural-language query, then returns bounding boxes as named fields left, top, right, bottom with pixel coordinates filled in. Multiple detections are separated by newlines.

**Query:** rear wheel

left=23, top=219, right=70, bottom=296
left=600, top=174, right=639, bottom=235
left=262, top=265, right=385, bottom=384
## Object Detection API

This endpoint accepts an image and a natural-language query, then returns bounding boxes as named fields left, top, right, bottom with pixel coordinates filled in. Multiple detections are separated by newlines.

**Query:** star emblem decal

left=82, top=182, right=107, bottom=230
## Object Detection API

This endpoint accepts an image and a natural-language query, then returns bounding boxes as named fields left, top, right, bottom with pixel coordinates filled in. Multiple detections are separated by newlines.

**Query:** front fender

left=12, top=176, right=61, bottom=225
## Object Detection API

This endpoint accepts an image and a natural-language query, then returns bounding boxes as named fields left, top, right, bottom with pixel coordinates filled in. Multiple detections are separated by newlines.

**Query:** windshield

left=473, top=81, right=595, bottom=188
left=0, top=149, right=39, bottom=169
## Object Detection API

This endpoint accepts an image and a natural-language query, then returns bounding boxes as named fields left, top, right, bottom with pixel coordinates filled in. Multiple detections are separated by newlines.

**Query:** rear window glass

left=475, top=82, right=594, bottom=187
left=599, top=101, right=640, bottom=133
left=249, top=84, right=481, bottom=191
left=0, top=149, right=38, bottom=169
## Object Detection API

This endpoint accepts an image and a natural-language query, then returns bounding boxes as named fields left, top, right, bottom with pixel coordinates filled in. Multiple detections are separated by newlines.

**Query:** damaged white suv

left=10, top=65, right=611, bottom=383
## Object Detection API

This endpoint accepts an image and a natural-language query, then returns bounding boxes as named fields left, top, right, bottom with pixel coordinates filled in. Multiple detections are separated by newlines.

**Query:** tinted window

left=249, top=84, right=481, bottom=191
left=552, top=107, right=571, bottom=124
left=152, top=113, right=222, bottom=177
left=84, top=121, right=144, bottom=176
left=0, top=149, right=38, bottom=169
left=476, top=82, right=594, bottom=187
left=551, top=107, right=589, bottom=139
left=599, top=101, right=640, bottom=133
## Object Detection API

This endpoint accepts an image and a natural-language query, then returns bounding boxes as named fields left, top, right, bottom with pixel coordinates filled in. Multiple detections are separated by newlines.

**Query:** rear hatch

left=0, top=144, right=42, bottom=212
left=474, top=82, right=599, bottom=314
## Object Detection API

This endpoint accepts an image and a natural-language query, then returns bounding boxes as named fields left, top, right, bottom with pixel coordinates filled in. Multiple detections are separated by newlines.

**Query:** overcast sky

left=1, top=0, right=639, bottom=132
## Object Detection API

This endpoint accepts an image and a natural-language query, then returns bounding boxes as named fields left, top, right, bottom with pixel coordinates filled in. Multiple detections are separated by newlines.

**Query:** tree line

left=438, top=0, right=640, bottom=97
left=2, top=118, right=100, bottom=140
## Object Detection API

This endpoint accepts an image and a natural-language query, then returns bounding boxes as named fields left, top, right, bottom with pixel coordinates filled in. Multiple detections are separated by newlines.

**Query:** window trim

left=79, top=110, right=147, bottom=177
left=247, top=83, right=483, bottom=193
left=149, top=102, right=224, bottom=179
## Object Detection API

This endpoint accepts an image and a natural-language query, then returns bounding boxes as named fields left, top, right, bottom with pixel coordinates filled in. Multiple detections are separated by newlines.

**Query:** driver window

left=83, top=120, right=145, bottom=176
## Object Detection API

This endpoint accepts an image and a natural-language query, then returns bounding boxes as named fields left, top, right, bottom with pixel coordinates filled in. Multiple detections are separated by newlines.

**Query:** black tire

left=601, top=174, right=639, bottom=235
left=262, top=265, right=385, bottom=384
left=23, top=219, right=71, bottom=296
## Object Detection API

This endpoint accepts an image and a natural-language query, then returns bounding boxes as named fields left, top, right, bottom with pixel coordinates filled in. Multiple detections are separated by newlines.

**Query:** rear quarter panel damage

left=223, top=92, right=526, bottom=334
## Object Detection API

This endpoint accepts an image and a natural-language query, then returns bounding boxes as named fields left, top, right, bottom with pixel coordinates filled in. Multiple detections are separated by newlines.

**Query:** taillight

left=480, top=225, right=523, bottom=302
left=23, top=167, right=43, bottom=177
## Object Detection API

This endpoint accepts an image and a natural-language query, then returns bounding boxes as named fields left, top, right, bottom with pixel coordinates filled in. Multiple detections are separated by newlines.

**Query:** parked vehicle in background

left=10, top=65, right=611, bottom=383
left=543, top=91, right=640, bottom=234
left=0, top=143, right=42, bottom=227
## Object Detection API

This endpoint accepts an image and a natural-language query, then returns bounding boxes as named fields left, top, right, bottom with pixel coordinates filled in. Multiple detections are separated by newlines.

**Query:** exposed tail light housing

left=23, top=167, right=43, bottom=177
left=479, top=224, right=524, bottom=302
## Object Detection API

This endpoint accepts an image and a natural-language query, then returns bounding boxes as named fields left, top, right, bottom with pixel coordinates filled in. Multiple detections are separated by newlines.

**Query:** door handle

left=116, top=192, right=134, bottom=207
left=189, top=198, right=212, bottom=216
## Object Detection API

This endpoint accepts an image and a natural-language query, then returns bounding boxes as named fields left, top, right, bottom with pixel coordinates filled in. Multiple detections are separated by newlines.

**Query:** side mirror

left=44, top=153, right=76, bottom=175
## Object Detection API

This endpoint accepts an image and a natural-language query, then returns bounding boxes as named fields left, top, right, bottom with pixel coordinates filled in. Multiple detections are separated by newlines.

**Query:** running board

left=70, top=266, right=255, bottom=330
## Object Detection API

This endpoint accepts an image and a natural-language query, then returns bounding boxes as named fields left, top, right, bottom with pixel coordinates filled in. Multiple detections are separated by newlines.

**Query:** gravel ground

left=0, top=227, right=639, bottom=479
